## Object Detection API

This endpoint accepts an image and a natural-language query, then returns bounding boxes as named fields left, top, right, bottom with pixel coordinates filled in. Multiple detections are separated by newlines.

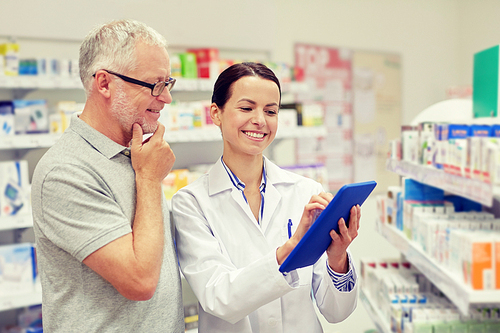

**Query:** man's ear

left=94, top=71, right=112, bottom=99
left=210, top=103, right=221, bottom=126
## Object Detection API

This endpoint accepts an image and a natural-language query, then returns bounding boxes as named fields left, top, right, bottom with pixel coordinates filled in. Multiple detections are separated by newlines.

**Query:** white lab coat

left=172, top=157, right=358, bottom=333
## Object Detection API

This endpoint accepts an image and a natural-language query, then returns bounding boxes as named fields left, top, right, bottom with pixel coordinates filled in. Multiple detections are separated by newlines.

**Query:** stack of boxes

left=361, top=257, right=500, bottom=333
left=0, top=160, right=39, bottom=299
left=376, top=178, right=500, bottom=293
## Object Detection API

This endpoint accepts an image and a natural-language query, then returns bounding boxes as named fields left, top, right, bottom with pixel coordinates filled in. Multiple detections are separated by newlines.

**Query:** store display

left=361, top=257, right=500, bottom=333
left=390, top=120, right=500, bottom=185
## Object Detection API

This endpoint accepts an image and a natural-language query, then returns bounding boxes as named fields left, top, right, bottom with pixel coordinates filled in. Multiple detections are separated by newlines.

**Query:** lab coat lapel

left=229, top=187, right=259, bottom=227
left=260, top=183, right=281, bottom=233
left=260, top=157, right=296, bottom=233
left=209, top=157, right=262, bottom=229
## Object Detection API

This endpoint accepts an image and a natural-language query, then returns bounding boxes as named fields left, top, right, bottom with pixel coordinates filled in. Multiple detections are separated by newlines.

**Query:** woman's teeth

left=244, top=131, right=265, bottom=138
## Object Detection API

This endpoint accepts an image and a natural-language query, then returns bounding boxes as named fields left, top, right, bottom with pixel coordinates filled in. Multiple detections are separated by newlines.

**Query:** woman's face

left=211, top=76, right=280, bottom=158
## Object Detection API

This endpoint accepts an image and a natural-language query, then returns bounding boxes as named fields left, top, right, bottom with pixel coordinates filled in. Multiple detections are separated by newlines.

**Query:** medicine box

left=462, top=232, right=495, bottom=290
left=0, top=160, right=30, bottom=217
left=0, top=101, right=14, bottom=136
left=179, top=52, right=198, bottom=79
left=187, top=48, right=220, bottom=79
left=13, top=99, right=49, bottom=134
left=473, top=45, right=500, bottom=118
left=0, top=243, right=34, bottom=297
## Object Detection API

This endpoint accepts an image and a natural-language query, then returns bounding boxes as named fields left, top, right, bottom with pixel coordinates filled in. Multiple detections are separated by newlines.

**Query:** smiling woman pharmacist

left=172, top=62, right=361, bottom=333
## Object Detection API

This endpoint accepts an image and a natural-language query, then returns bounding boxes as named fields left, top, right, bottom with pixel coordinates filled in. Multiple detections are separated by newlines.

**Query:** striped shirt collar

left=220, top=156, right=267, bottom=223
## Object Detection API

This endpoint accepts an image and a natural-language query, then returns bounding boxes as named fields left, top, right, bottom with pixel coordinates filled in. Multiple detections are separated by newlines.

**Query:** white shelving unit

left=0, top=126, right=327, bottom=149
left=359, top=288, right=391, bottom=333
left=164, top=125, right=327, bottom=142
left=386, top=159, right=497, bottom=207
left=377, top=221, right=500, bottom=315
left=0, top=292, right=41, bottom=312
left=0, top=213, right=33, bottom=230
left=0, top=134, right=61, bottom=150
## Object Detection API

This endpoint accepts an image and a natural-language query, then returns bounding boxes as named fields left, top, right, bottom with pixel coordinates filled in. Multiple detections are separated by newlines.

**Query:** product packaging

left=278, top=109, right=298, bottom=129
left=418, top=122, right=435, bottom=166
left=179, top=53, right=198, bottom=79
left=468, top=125, right=491, bottom=179
left=0, top=243, right=34, bottom=297
left=49, top=101, right=84, bottom=134
left=401, top=125, right=419, bottom=164
left=386, top=186, right=401, bottom=226
left=463, top=232, right=495, bottom=290
left=187, top=48, right=220, bottom=79
left=0, top=100, right=15, bottom=136
left=170, top=53, right=182, bottom=78
left=473, top=45, right=500, bottom=118
left=0, top=42, right=20, bottom=76
left=301, top=103, right=324, bottom=126
left=445, top=124, right=470, bottom=176
left=13, top=99, right=49, bottom=134
left=0, top=160, right=30, bottom=217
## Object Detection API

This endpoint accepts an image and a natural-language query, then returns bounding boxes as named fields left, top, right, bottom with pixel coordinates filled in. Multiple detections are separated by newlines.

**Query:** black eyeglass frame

left=93, top=69, right=176, bottom=96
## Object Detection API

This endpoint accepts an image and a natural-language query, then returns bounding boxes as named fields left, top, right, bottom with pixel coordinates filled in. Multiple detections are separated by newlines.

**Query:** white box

left=0, top=243, right=34, bottom=297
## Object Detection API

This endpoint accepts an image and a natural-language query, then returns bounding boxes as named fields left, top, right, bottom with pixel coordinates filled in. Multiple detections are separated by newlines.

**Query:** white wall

left=1, top=0, right=464, bottom=126
left=457, top=0, right=500, bottom=87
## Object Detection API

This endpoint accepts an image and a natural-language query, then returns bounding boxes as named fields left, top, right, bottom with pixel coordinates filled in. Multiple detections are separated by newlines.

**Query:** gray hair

left=79, top=19, right=167, bottom=95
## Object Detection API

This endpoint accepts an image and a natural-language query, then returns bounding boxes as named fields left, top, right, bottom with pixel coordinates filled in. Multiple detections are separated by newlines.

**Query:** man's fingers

left=131, top=123, right=143, bottom=148
left=150, top=122, right=165, bottom=142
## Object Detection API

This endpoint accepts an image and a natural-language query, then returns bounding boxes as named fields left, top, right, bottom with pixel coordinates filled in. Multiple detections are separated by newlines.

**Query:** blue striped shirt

left=221, top=157, right=266, bottom=224
left=326, top=252, right=356, bottom=292
left=221, top=156, right=355, bottom=292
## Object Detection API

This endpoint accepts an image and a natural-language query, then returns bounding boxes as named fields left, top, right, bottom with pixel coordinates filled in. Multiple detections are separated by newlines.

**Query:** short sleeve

left=38, top=164, right=132, bottom=262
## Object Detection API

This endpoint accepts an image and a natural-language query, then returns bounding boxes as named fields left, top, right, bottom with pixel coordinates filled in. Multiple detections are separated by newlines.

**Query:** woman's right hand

left=276, top=192, right=333, bottom=265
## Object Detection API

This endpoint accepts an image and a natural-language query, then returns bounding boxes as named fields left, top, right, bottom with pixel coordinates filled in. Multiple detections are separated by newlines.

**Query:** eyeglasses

left=94, top=69, right=176, bottom=96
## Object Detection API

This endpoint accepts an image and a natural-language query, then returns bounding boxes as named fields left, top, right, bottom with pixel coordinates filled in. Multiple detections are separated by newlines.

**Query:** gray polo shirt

left=31, top=113, right=183, bottom=332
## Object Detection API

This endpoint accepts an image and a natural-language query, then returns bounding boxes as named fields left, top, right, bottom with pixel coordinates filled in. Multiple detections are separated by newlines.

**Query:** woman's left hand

left=325, top=205, right=361, bottom=273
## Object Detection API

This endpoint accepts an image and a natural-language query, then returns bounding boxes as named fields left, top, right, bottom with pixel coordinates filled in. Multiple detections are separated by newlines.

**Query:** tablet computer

left=279, top=180, right=377, bottom=273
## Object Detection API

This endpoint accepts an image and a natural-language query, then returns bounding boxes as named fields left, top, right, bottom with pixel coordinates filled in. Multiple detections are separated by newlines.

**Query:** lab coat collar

left=208, top=156, right=296, bottom=197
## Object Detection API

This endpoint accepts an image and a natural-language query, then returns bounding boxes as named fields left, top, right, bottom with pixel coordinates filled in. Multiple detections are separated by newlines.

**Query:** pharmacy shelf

left=0, top=76, right=82, bottom=89
left=377, top=221, right=500, bottom=314
left=0, top=76, right=212, bottom=92
left=0, top=133, right=61, bottom=150
left=359, top=288, right=391, bottom=333
left=0, top=76, right=309, bottom=94
left=0, top=126, right=327, bottom=149
left=386, top=159, right=497, bottom=207
left=0, top=291, right=41, bottom=312
left=164, top=126, right=327, bottom=142
left=0, top=213, right=33, bottom=230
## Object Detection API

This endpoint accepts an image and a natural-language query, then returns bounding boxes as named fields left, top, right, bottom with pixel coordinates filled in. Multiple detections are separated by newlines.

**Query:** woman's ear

left=210, top=103, right=221, bottom=126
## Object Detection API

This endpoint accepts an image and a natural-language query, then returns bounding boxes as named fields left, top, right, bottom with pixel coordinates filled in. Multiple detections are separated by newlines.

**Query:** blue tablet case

left=279, top=180, right=377, bottom=273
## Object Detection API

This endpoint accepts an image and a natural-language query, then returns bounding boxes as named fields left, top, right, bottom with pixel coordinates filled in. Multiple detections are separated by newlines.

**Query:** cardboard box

left=187, top=48, right=220, bottom=79
left=0, top=243, right=34, bottom=297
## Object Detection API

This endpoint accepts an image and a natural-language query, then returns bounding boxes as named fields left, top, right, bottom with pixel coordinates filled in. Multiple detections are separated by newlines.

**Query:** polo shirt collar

left=69, top=113, right=130, bottom=159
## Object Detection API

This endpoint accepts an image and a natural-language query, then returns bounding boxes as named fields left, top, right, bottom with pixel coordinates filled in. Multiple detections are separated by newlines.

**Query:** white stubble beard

left=110, top=84, right=158, bottom=135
